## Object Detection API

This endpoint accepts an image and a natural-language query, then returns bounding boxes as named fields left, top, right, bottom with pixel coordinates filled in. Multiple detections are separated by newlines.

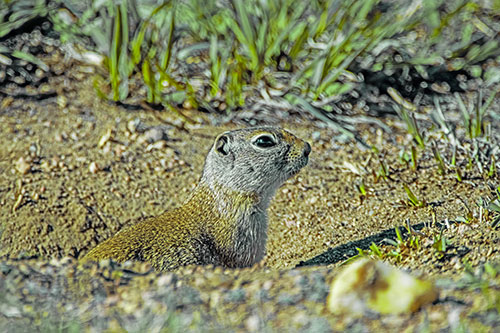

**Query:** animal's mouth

left=285, top=156, right=309, bottom=178
left=281, top=141, right=310, bottom=179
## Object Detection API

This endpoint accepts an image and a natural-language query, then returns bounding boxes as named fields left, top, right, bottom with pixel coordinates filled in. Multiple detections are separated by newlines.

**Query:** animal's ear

left=215, top=134, right=231, bottom=156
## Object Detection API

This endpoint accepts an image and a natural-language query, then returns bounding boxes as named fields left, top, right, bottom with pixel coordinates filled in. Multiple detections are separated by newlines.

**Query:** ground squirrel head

left=200, top=127, right=311, bottom=205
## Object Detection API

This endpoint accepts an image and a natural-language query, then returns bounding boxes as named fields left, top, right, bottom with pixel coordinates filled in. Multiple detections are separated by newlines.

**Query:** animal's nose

left=303, top=142, right=311, bottom=157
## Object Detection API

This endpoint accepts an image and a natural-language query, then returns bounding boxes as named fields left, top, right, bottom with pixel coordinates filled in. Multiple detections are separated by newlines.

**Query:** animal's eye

left=253, top=135, right=276, bottom=148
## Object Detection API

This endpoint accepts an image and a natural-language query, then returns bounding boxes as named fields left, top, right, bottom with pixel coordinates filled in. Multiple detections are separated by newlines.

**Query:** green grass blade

left=474, top=90, right=483, bottom=137
left=110, top=5, right=121, bottom=101
left=142, top=59, right=154, bottom=103
left=289, top=23, right=308, bottom=60
left=11, top=50, right=49, bottom=72
left=131, top=22, right=147, bottom=65
left=117, top=0, right=130, bottom=101
left=232, top=0, right=258, bottom=70
left=432, top=144, right=446, bottom=175
left=369, top=242, right=383, bottom=258
left=403, top=184, right=425, bottom=207
left=454, top=92, right=472, bottom=138
left=161, top=9, right=175, bottom=71
left=411, top=146, right=418, bottom=171
left=395, top=226, right=403, bottom=243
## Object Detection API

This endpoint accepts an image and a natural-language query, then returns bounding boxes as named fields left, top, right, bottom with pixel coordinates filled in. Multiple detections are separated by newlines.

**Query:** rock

left=15, top=157, right=31, bottom=175
left=98, top=128, right=113, bottom=148
left=146, top=141, right=166, bottom=152
left=0, top=304, right=22, bottom=318
left=311, top=131, right=321, bottom=141
left=327, top=258, right=438, bottom=315
left=89, top=162, right=100, bottom=174
left=57, top=95, right=68, bottom=109
left=245, top=314, right=261, bottom=332
left=127, top=118, right=141, bottom=134
left=140, top=127, right=166, bottom=144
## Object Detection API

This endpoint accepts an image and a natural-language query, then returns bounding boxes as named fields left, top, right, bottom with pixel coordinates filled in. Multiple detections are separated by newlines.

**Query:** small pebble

left=146, top=141, right=166, bottom=152
left=183, top=99, right=193, bottom=110
left=89, top=162, right=100, bottom=174
left=57, top=95, right=68, bottom=109
left=141, top=127, right=166, bottom=144
left=55, top=132, right=67, bottom=142
left=15, top=157, right=31, bottom=175
left=245, top=314, right=261, bottom=332
left=127, top=119, right=141, bottom=134
left=114, top=145, right=126, bottom=156
left=308, top=196, right=318, bottom=204
left=98, top=128, right=113, bottom=148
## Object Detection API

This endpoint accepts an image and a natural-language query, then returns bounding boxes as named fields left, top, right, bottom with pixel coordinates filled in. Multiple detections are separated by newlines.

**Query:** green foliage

left=459, top=261, right=500, bottom=313
left=71, top=1, right=494, bottom=108
left=403, top=184, right=426, bottom=207
left=393, top=103, right=425, bottom=148
left=411, top=146, right=418, bottom=171
left=432, top=228, right=449, bottom=257
left=369, top=242, right=383, bottom=257
left=0, top=0, right=55, bottom=70
left=2, top=0, right=499, bottom=118
left=487, top=156, right=496, bottom=178
left=455, top=90, right=498, bottom=140
left=479, top=195, right=500, bottom=228
left=345, top=224, right=424, bottom=263
left=376, top=158, right=389, bottom=181
left=109, top=0, right=131, bottom=101
left=381, top=225, right=422, bottom=262
left=0, top=0, right=50, bottom=38
left=431, top=143, right=447, bottom=175
left=356, top=179, right=367, bottom=196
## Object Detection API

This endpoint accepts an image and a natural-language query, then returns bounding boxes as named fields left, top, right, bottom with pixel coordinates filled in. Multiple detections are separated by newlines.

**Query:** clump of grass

left=456, top=189, right=500, bottom=228
left=393, top=103, right=425, bottom=148
left=403, top=184, right=426, bottom=208
left=54, top=2, right=495, bottom=108
left=459, top=261, right=500, bottom=313
left=345, top=243, right=384, bottom=264
left=431, top=142, right=447, bottom=175
left=432, top=227, right=450, bottom=258
left=346, top=221, right=423, bottom=263
left=431, top=97, right=458, bottom=145
left=393, top=223, right=421, bottom=252
left=478, top=195, right=500, bottom=229
left=456, top=197, right=475, bottom=224
left=449, top=146, right=464, bottom=182
left=488, top=156, right=497, bottom=178
left=455, top=90, right=498, bottom=140
left=398, top=147, right=418, bottom=171
left=346, top=217, right=462, bottom=266
left=382, top=225, right=422, bottom=262
left=411, top=146, right=418, bottom=171
left=376, top=157, right=389, bottom=181
left=355, top=178, right=368, bottom=204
